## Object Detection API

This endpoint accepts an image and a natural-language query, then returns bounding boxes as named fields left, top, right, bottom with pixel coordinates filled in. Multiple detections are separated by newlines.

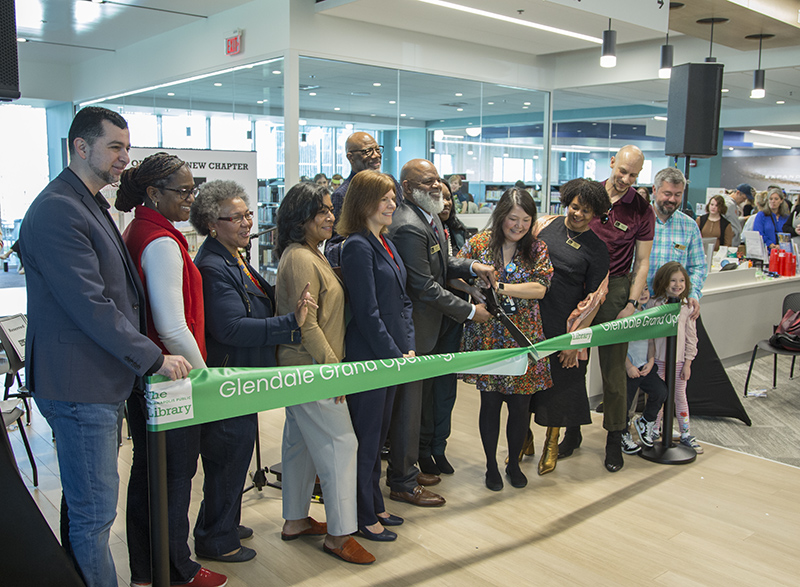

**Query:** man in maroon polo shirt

left=558, top=145, right=655, bottom=472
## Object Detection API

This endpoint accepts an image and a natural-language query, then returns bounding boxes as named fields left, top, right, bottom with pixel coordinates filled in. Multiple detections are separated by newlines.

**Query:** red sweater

left=122, top=206, right=206, bottom=359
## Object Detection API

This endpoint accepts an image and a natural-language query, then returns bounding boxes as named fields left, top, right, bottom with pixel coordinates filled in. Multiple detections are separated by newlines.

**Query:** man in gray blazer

left=19, top=107, right=191, bottom=587
left=386, top=159, right=494, bottom=507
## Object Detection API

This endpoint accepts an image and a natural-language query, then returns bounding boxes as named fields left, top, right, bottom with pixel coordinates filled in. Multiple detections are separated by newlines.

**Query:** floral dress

left=457, top=231, right=553, bottom=394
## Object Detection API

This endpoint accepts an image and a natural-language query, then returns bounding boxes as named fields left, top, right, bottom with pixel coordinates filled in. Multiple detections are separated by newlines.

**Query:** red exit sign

left=226, top=30, right=242, bottom=56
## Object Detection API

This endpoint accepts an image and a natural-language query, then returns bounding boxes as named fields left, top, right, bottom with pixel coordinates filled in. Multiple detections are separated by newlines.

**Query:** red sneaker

left=183, top=567, right=227, bottom=587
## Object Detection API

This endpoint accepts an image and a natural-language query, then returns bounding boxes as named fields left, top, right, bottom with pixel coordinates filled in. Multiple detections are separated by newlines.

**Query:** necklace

left=564, top=219, right=586, bottom=250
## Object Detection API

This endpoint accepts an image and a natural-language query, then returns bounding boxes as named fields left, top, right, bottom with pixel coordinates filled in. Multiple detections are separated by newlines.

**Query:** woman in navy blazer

left=189, top=180, right=313, bottom=562
left=338, top=170, right=415, bottom=542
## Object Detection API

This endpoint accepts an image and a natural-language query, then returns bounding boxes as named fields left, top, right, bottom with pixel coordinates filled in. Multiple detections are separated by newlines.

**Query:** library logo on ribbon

left=146, top=378, right=194, bottom=425
left=569, top=328, right=593, bottom=346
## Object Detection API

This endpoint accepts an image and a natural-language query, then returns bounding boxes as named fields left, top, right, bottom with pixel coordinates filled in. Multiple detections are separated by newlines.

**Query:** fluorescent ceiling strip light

left=418, top=0, right=602, bottom=44
left=437, top=139, right=595, bottom=153
left=80, top=58, right=281, bottom=106
left=749, top=129, right=800, bottom=143
left=751, top=141, right=791, bottom=150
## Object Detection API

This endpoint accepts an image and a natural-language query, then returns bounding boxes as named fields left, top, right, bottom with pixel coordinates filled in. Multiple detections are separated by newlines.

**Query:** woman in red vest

left=117, top=153, right=226, bottom=587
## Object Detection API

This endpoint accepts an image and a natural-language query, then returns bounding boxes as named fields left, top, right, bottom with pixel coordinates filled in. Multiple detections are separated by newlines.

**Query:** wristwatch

left=498, top=282, right=505, bottom=291
left=627, top=298, right=639, bottom=309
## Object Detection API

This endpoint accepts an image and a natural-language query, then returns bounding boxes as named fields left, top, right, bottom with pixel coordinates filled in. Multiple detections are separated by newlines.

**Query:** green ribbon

left=146, top=303, right=680, bottom=431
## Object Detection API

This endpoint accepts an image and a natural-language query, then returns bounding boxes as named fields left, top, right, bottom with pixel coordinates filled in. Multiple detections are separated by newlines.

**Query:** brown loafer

left=281, top=517, right=328, bottom=541
left=416, top=472, right=441, bottom=486
left=389, top=485, right=446, bottom=507
left=323, top=537, right=375, bottom=565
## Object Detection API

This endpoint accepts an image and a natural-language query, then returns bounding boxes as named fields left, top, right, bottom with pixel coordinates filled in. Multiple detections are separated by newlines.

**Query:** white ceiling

left=11, top=0, right=800, bottom=140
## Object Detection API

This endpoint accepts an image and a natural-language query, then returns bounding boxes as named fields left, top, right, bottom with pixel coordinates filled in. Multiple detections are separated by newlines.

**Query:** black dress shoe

left=377, top=513, right=404, bottom=526
left=359, top=526, right=397, bottom=542
left=485, top=468, right=503, bottom=491
left=558, top=426, right=582, bottom=459
left=432, top=454, right=454, bottom=475
left=238, top=525, right=253, bottom=541
left=605, top=430, right=624, bottom=473
left=418, top=455, right=440, bottom=475
left=505, top=465, right=528, bottom=488
left=196, top=545, right=256, bottom=563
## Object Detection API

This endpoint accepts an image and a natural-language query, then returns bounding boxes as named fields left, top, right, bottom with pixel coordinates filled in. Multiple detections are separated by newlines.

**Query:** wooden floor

left=8, top=379, right=800, bottom=587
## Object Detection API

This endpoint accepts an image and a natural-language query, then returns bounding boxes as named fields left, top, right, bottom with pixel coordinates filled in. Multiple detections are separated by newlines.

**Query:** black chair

left=743, top=292, right=800, bottom=396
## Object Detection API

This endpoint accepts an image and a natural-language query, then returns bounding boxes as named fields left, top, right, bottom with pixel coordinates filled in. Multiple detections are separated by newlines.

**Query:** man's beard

left=413, top=188, right=444, bottom=216
left=656, top=201, right=676, bottom=219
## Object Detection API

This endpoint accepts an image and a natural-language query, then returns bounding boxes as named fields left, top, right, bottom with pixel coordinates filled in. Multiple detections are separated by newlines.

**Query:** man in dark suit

left=19, top=107, right=192, bottom=587
left=386, top=159, right=494, bottom=507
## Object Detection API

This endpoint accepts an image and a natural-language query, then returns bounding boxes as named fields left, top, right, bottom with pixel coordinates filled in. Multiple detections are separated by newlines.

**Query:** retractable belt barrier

left=145, top=303, right=680, bottom=432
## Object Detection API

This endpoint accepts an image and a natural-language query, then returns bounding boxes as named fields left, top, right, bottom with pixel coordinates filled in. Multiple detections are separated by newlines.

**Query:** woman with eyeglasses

left=188, top=180, right=316, bottom=564
left=458, top=187, right=553, bottom=491
left=275, top=182, right=374, bottom=565
left=117, top=153, right=227, bottom=587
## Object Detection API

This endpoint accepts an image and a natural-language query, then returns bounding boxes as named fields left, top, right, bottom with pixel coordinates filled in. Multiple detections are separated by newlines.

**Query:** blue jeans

left=36, top=397, right=121, bottom=587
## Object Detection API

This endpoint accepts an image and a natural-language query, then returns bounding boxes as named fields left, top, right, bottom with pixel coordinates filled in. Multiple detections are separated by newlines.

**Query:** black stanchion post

left=640, top=298, right=696, bottom=464
left=147, top=429, right=170, bottom=587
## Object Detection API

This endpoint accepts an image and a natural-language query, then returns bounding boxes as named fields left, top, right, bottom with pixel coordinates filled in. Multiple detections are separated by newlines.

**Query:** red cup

left=769, top=248, right=779, bottom=272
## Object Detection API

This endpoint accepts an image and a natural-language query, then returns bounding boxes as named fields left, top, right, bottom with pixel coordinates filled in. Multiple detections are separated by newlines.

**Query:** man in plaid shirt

left=648, top=167, right=707, bottom=317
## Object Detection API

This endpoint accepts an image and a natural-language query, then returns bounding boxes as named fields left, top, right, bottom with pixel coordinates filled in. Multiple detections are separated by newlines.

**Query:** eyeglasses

left=348, top=145, right=384, bottom=157
left=217, top=211, right=254, bottom=224
left=161, top=186, right=199, bottom=200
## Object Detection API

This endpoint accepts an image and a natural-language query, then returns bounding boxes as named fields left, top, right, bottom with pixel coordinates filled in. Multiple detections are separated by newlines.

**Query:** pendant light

left=746, top=34, right=774, bottom=99
left=658, top=32, right=673, bottom=79
left=696, top=17, right=728, bottom=63
left=600, top=19, right=616, bottom=68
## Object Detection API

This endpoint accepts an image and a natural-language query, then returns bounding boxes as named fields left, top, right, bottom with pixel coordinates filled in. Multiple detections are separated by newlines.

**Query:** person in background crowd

left=562, top=145, right=654, bottom=473
left=331, top=132, right=401, bottom=221
left=783, top=196, right=800, bottom=249
left=117, top=152, right=226, bottom=587
left=331, top=173, right=344, bottom=191
left=531, top=178, right=610, bottom=476
left=753, top=188, right=790, bottom=249
left=636, top=186, right=650, bottom=202
left=723, top=183, right=750, bottom=246
left=459, top=187, right=553, bottom=491
left=19, top=107, right=192, bottom=587
left=338, top=170, right=414, bottom=542
left=418, top=178, right=473, bottom=476
left=386, top=159, right=495, bottom=506
left=743, top=190, right=769, bottom=232
left=742, top=191, right=755, bottom=216
left=314, top=173, right=330, bottom=191
left=275, top=182, right=375, bottom=565
left=190, top=180, right=312, bottom=565
left=696, top=195, right=733, bottom=251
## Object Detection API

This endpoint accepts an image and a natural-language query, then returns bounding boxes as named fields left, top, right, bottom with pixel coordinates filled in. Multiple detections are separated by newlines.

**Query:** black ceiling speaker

left=665, top=63, right=724, bottom=158
left=0, top=0, right=20, bottom=101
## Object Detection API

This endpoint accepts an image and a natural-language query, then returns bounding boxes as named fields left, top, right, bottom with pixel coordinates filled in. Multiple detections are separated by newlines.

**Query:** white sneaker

left=634, top=416, right=656, bottom=448
left=621, top=431, right=641, bottom=454
left=680, top=434, right=704, bottom=454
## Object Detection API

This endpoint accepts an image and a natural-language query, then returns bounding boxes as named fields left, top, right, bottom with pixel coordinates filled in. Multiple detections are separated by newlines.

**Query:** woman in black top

left=530, top=179, right=611, bottom=475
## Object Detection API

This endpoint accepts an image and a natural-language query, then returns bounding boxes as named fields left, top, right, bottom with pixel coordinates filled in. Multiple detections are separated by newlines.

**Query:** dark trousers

left=626, top=369, right=668, bottom=423
left=193, top=414, right=257, bottom=557
left=126, top=393, right=201, bottom=584
left=592, top=275, right=631, bottom=431
left=419, top=319, right=462, bottom=458
left=347, top=386, right=396, bottom=527
left=387, top=379, right=423, bottom=493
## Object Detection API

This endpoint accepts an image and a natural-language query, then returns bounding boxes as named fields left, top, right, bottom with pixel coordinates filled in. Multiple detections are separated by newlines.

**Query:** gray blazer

left=19, top=169, right=162, bottom=403
left=387, top=200, right=473, bottom=354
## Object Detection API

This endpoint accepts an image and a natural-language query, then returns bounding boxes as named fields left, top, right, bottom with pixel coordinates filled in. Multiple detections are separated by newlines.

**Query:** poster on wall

left=102, top=148, right=258, bottom=258
left=720, top=153, right=800, bottom=193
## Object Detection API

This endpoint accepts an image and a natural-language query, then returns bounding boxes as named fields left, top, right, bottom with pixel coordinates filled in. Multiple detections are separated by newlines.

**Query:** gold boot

left=538, top=427, right=560, bottom=475
left=506, top=428, right=535, bottom=464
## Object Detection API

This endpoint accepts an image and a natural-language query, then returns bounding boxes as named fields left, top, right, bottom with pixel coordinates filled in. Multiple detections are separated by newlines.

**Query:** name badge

left=614, top=220, right=629, bottom=232
left=566, top=237, right=581, bottom=250
left=673, top=242, right=687, bottom=251
left=430, top=243, right=441, bottom=255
